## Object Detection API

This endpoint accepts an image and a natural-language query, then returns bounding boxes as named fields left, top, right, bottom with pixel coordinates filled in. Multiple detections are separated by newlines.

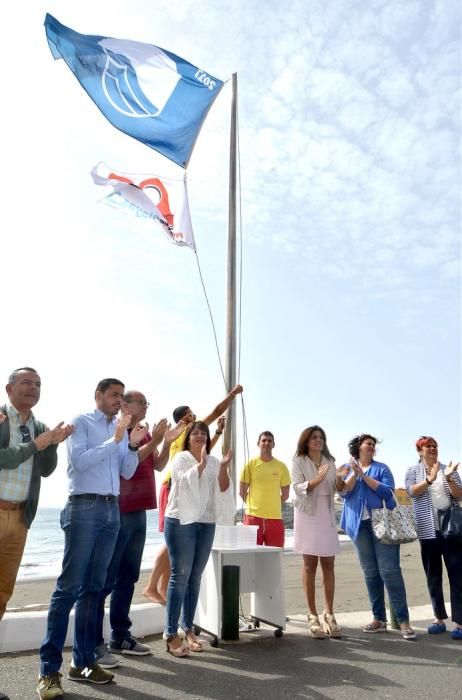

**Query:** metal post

left=223, top=73, right=238, bottom=489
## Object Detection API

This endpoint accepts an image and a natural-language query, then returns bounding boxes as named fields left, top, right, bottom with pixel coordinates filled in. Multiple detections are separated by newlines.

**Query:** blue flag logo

left=44, top=14, right=224, bottom=167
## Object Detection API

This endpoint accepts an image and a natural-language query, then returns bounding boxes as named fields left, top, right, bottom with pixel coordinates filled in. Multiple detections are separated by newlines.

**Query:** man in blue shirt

left=37, top=378, right=147, bottom=700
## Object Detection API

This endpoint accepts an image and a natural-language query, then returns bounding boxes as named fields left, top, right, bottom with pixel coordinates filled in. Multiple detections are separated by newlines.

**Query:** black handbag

left=438, top=502, right=462, bottom=543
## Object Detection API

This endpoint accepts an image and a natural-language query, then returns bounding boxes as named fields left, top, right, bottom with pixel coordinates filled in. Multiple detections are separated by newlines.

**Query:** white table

left=194, top=545, right=286, bottom=644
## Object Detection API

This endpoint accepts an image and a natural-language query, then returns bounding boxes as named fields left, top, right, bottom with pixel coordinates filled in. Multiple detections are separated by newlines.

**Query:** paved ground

left=1, top=608, right=461, bottom=700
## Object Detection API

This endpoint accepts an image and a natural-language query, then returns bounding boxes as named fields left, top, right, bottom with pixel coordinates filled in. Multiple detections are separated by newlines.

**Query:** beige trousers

left=0, top=509, right=28, bottom=620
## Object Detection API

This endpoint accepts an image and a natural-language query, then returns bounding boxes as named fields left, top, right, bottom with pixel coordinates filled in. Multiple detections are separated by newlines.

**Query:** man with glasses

left=95, top=390, right=184, bottom=667
left=0, top=367, right=72, bottom=624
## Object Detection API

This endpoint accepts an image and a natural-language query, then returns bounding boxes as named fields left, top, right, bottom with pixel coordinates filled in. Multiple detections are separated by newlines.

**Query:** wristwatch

left=128, top=443, right=139, bottom=452
left=425, top=477, right=432, bottom=485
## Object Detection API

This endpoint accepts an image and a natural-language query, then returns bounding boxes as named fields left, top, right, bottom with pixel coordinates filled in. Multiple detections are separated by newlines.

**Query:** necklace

left=312, top=456, right=322, bottom=469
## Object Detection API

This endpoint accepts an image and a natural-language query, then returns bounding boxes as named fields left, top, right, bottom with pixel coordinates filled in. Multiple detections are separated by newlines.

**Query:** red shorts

left=243, top=515, right=285, bottom=547
left=158, top=481, right=171, bottom=533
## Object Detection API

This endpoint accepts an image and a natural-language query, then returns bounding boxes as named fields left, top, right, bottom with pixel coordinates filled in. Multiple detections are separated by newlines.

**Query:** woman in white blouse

left=405, top=436, right=462, bottom=639
left=163, top=421, right=231, bottom=656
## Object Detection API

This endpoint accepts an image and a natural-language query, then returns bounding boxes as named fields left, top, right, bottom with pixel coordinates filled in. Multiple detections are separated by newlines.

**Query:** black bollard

left=221, top=565, right=240, bottom=640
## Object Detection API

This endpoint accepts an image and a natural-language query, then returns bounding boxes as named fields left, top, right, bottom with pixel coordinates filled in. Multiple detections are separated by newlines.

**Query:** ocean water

left=19, top=508, right=165, bottom=581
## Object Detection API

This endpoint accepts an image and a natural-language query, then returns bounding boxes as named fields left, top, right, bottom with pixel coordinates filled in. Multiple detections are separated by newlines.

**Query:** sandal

left=179, top=629, right=203, bottom=652
left=164, top=634, right=190, bottom=657
left=308, top=614, right=326, bottom=639
left=363, top=620, right=387, bottom=633
left=322, top=612, right=342, bottom=638
left=451, top=627, right=462, bottom=641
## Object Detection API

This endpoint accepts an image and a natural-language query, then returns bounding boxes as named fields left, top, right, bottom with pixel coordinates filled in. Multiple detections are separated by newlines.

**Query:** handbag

left=438, top=501, right=462, bottom=543
left=371, top=495, right=417, bottom=545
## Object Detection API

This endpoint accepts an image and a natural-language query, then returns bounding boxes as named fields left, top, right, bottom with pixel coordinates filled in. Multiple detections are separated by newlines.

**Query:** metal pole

left=223, top=73, right=238, bottom=489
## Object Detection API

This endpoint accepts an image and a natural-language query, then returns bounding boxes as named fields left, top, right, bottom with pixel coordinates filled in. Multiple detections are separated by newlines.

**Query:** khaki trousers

left=0, top=510, right=28, bottom=620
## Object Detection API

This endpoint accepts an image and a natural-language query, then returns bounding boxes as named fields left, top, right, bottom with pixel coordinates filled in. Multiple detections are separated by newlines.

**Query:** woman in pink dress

left=292, top=425, right=345, bottom=638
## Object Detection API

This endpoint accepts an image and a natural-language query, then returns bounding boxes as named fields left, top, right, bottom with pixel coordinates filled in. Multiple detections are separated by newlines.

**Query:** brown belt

left=0, top=499, right=26, bottom=511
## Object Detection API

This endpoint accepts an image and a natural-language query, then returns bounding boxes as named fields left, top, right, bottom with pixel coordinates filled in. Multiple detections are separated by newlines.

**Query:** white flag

left=91, top=162, right=196, bottom=250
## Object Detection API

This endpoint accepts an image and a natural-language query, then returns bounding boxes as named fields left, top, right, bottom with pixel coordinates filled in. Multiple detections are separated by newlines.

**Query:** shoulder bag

left=438, top=501, right=462, bottom=543
left=371, top=493, right=417, bottom=545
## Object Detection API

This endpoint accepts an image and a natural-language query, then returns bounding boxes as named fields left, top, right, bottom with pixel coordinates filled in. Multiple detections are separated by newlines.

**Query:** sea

left=19, top=508, right=165, bottom=581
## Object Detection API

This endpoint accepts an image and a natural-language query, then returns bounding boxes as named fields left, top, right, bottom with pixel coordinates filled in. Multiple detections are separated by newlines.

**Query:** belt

left=0, top=499, right=26, bottom=511
left=68, top=494, right=119, bottom=502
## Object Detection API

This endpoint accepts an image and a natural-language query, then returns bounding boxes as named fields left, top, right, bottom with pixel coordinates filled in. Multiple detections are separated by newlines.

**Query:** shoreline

left=7, top=540, right=441, bottom=616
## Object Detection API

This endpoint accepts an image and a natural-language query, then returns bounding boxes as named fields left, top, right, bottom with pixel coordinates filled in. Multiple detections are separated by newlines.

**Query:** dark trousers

left=96, top=510, right=147, bottom=645
left=420, top=533, right=462, bottom=624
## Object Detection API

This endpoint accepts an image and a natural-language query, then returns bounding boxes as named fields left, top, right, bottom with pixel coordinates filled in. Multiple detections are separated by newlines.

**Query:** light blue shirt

left=67, top=409, right=138, bottom=496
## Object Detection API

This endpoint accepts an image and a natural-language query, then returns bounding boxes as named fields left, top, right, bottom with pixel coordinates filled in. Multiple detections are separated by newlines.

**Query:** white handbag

left=371, top=494, right=417, bottom=545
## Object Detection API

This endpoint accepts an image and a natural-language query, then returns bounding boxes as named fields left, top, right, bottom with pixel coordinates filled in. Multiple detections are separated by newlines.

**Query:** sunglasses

left=19, top=424, right=32, bottom=443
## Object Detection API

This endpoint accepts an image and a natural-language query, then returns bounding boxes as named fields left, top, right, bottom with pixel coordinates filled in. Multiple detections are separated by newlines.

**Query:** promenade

left=1, top=541, right=460, bottom=699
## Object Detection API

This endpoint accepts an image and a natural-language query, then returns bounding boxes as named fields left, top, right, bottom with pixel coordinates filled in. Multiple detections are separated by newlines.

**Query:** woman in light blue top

left=339, top=434, right=415, bottom=640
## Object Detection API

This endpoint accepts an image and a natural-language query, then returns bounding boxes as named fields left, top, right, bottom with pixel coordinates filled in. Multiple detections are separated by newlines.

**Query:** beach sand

left=7, top=540, right=444, bottom=618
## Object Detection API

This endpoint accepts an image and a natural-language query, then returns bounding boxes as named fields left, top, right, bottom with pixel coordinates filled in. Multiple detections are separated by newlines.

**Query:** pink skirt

left=293, top=496, right=340, bottom=556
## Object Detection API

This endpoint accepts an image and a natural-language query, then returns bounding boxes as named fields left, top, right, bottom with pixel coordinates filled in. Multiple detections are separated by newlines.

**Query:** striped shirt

left=405, top=462, right=461, bottom=539
left=0, top=404, right=35, bottom=502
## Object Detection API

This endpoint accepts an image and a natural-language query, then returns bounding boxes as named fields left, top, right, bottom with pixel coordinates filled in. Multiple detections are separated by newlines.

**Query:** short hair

left=258, top=430, right=275, bottom=443
left=295, top=425, right=334, bottom=460
left=183, top=421, right=211, bottom=454
left=8, top=367, right=39, bottom=384
left=173, top=405, right=191, bottom=424
left=123, top=391, right=141, bottom=403
left=415, top=436, right=438, bottom=453
left=95, top=378, right=125, bottom=397
left=348, top=434, right=380, bottom=460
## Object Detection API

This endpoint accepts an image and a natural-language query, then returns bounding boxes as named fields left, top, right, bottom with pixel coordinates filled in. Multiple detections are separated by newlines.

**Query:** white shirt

left=165, top=451, right=233, bottom=525
left=428, top=471, right=451, bottom=530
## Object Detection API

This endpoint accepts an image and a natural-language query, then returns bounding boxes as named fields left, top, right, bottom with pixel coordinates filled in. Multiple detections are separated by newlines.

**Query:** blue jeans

left=164, top=517, right=215, bottom=636
left=354, top=519, right=410, bottom=624
left=40, top=499, right=120, bottom=674
left=96, top=509, right=147, bottom=644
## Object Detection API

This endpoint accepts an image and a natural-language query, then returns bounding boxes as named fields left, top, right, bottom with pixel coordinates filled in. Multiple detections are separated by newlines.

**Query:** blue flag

left=44, top=14, right=224, bottom=167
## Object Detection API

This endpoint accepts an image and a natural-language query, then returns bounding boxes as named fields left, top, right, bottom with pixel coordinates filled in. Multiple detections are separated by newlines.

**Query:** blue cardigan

left=340, top=460, right=396, bottom=542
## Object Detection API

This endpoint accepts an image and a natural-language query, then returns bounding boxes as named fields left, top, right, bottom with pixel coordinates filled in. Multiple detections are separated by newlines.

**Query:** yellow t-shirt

left=162, top=427, right=187, bottom=484
left=239, top=457, right=291, bottom=519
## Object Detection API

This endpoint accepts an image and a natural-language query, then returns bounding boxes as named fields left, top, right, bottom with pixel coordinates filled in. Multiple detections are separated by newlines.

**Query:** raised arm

left=202, top=385, right=243, bottom=426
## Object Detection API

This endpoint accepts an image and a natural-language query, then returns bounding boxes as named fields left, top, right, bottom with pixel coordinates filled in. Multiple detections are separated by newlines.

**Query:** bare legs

left=302, top=554, right=340, bottom=637
left=143, top=544, right=171, bottom=605
left=302, top=554, right=335, bottom=614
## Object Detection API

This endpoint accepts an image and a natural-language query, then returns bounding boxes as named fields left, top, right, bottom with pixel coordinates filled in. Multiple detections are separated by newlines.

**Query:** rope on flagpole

left=194, top=250, right=228, bottom=389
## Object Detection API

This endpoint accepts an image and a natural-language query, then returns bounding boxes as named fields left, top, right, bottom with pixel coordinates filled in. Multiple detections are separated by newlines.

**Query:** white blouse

left=165, top=451, right=233, bottom=525
left=428, top=471, right=451, bottom=530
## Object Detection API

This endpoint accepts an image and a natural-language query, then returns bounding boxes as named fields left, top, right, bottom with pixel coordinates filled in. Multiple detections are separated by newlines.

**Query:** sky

left=1, top=0, right=460, bottom=506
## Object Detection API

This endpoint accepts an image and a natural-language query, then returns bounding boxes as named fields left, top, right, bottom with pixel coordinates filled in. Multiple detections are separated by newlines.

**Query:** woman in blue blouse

left=405, top=436, right=462, bottom=640
left=339, top=434, right=416, bottom=640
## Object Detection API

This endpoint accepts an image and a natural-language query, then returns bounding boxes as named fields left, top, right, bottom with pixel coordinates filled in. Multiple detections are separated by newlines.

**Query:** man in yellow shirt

left=239, top=431, right=291, bottom=546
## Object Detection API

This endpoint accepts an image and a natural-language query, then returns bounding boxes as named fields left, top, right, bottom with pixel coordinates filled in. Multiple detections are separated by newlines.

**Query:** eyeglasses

left=19, top=424, right=32, bottom=443
left=125, top=400, right=150, bottom=407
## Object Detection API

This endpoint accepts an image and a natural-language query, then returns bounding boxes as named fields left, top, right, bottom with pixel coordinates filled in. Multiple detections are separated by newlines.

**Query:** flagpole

left=223, top=72, right=238, bottom=491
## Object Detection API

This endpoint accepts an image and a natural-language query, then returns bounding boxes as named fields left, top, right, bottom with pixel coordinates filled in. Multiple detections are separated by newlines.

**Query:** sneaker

left=109, top=636, right=152, bottom=656
left=37, top=672, right=64, bottom=699
left=68, top=663, right=114, bottom=684
left=401, top=626, right=417, bottom=640
left=95, top=643, right=121, bottom=668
